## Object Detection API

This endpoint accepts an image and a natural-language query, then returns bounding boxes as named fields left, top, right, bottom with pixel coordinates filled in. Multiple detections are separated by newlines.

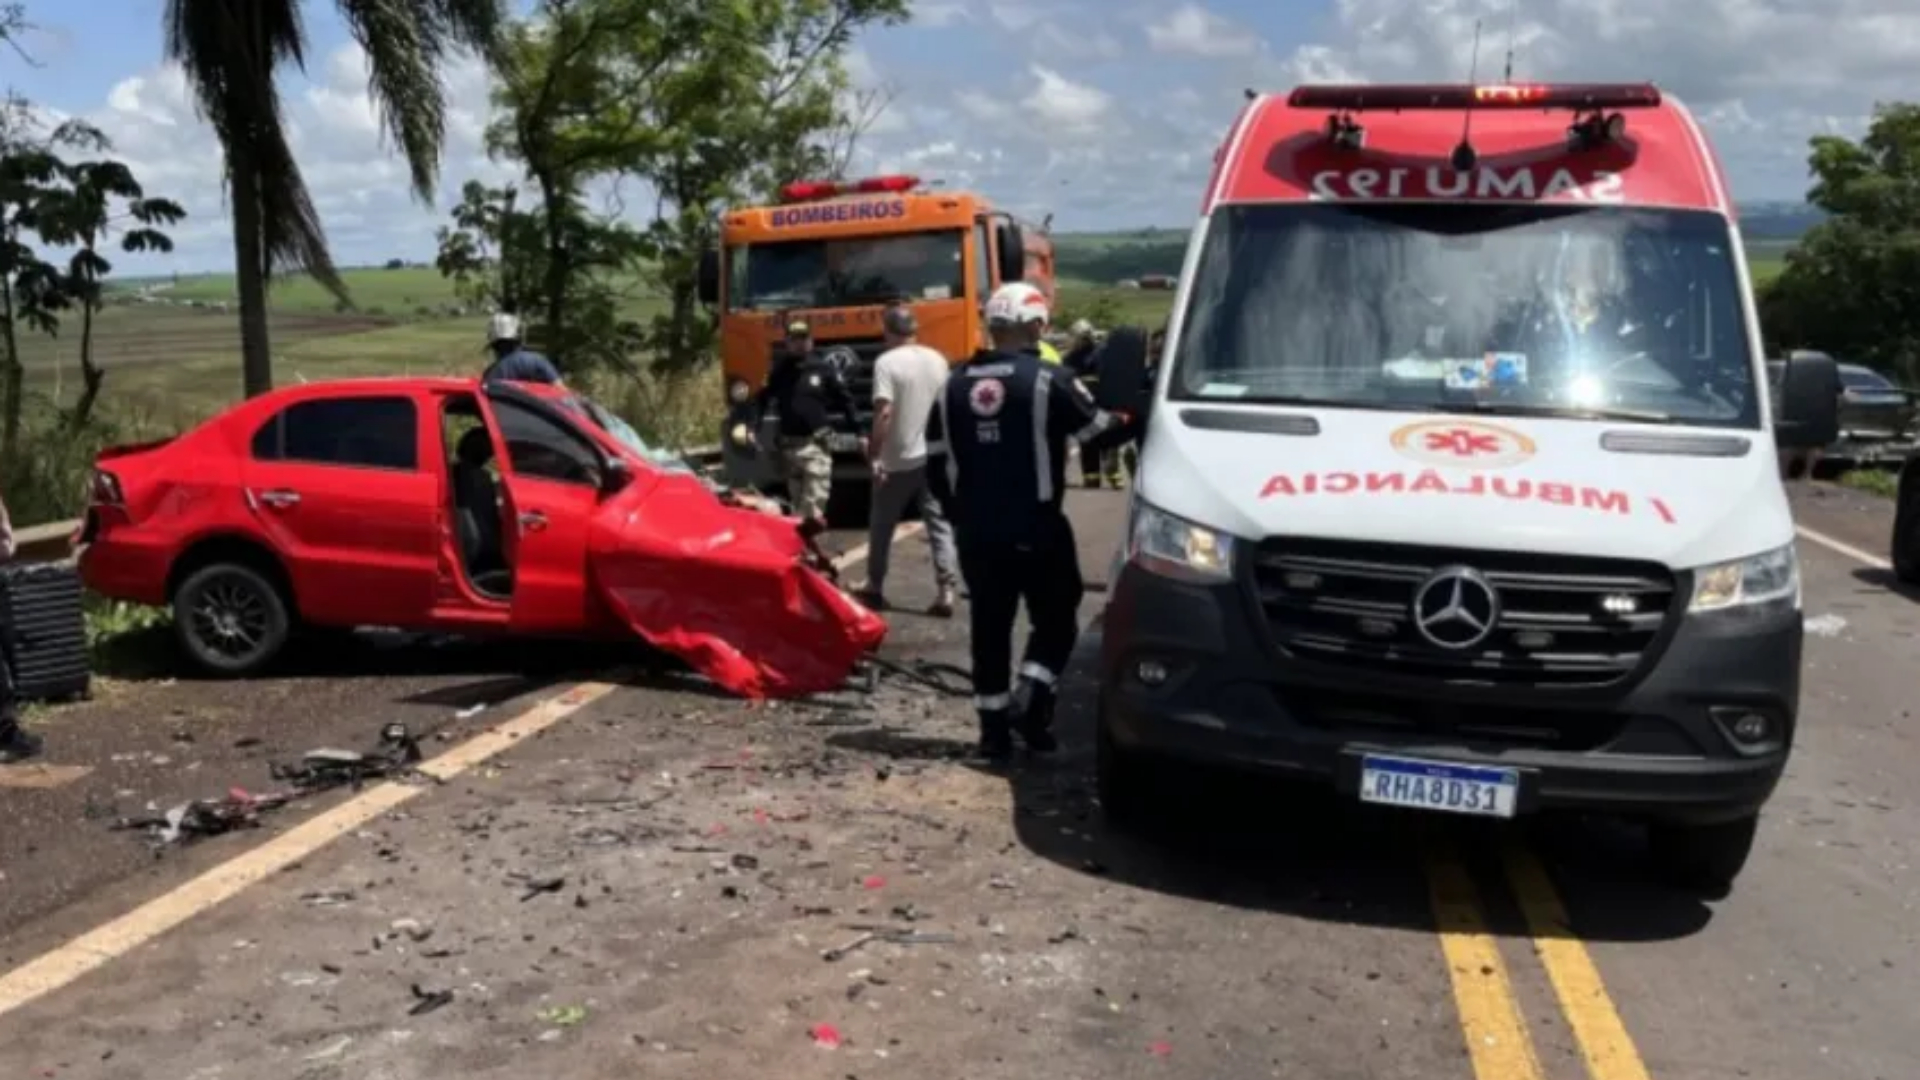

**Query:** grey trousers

left=868, top=465, right=959, bottom=593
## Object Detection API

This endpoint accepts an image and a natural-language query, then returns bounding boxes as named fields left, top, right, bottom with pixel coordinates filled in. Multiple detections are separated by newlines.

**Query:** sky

left=3, top=0, right=1912, bottom=274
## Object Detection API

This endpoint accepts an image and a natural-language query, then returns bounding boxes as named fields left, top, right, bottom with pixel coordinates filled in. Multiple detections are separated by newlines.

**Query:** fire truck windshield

left=728, top=230, right=966, bottom=310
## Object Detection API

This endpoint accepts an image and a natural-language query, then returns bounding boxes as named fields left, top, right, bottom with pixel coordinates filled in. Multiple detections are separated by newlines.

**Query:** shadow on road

left=1852, top=566, right=1920, bottom=602
left=90, top=625, right=690, bottom=688
left=835, top=633, right=1717, bottom=945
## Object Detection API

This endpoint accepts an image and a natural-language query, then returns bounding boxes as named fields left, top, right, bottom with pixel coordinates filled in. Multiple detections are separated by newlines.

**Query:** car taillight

left=90, top=468, right=124, bottom=506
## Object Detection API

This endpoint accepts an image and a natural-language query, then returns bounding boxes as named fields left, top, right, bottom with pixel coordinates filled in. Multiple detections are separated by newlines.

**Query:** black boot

left=0, top=716, right=42, bottom=765
left=1011, top=679, right=1058, bottom=753
left=975, top=709, right=1014, bottom=763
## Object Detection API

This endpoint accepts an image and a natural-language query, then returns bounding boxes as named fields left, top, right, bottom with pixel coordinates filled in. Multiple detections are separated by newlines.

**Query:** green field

left=18, top=275, right=1162, bottom=435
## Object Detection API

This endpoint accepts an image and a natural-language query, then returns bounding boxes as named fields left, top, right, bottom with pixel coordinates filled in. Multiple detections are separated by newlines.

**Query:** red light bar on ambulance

left=1287, top=83, right=1662, bottom=111
left=778, top=174, right=921, bottom=203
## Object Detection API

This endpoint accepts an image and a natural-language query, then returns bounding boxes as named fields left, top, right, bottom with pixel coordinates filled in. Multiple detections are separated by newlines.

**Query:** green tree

left=162, top=0, right=504, bottom=398
left=481, top=0, right=905, bottom=373
left=487, top=0, right=697, bottom=351
left=1759, top=102, right=1920, bottom=381
left=637, top=0, right=909, bottom=372
left=434, top=179, right=545, bottom=313
left=47, top=160, right=187, bottom=425
left=0, top=105, right=104, bottom=456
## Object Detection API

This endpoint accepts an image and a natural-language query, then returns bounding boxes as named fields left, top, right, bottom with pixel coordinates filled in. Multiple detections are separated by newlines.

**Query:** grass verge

left=1837, top=467, right=1900, bottom=498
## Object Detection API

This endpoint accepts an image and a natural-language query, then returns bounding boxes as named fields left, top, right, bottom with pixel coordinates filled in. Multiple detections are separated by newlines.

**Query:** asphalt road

left=0, top=482, right=1914, bottom=1080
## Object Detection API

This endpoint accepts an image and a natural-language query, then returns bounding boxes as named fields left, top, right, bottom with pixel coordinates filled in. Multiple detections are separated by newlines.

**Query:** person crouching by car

left=0, top=489, right=40, bottom=763
left=744, top=318, right=862, bottom=544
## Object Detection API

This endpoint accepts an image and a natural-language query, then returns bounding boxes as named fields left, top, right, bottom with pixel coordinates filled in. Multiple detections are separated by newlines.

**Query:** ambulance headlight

left=1130, top=502, right=1236, bottom=583
left=1688, top=544, right=1799, bottom=615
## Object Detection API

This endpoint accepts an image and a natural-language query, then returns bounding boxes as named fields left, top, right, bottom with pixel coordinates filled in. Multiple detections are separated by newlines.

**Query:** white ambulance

left=1097, top=83, right=1841, bottom=894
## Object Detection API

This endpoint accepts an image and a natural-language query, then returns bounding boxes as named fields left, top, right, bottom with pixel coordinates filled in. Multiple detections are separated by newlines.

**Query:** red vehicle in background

left=77, top=377, right=885, bottom=698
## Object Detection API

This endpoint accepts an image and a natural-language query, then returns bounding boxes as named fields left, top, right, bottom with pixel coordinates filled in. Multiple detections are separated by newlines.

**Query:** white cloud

left=27, top=0, right=1914, bottom=274
left=1147, top=3, right=1259, bottom=58
left=1024, top=65, right=1111, bottom=131
left=914, top=1, right=972, bottom=26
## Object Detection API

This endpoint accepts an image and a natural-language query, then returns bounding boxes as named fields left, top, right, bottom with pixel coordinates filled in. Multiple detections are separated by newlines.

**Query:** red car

left=77, top=377, right=886, bottom=698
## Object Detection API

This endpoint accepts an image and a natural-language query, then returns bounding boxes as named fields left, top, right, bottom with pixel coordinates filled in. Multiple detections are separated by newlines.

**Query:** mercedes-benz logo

left=822, top=346, right=859, bottom=373
left=1410, top=565, right=1499, bottom=650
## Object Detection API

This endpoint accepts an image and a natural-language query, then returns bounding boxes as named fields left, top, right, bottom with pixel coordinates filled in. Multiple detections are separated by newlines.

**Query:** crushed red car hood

left=587, top=473, right=886, bottom=698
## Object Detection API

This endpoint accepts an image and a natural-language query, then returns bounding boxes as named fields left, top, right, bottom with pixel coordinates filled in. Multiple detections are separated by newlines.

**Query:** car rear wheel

left=173, top=562, right=292, bottom=677
left=1892, top=463, right=1920, bottom=583
left=1647, top=813, right=1759, bottom=897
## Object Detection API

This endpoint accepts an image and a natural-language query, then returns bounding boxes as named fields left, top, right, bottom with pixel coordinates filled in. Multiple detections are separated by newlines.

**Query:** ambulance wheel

left=1647, top=813, right=1758, bottom=897
left=1095, top=710, right=1153, bottom=832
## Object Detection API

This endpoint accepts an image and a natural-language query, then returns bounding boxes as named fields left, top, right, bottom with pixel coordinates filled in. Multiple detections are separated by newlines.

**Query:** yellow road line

left=1425, top=841, right=1547, bottom=1080
left=0, top=520, right=916, bottom=1019
left=1503, top=842, right=1653, bottom=1080
left=0, top=679, right=622, bottom=1020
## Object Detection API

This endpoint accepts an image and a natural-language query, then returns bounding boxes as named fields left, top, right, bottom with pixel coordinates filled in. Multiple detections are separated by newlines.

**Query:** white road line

left=0, top=679, right=624, bottom=1020
left=0, top=519, right=923, bottom=1020
left=1795, top=524, right=1891, bottom=570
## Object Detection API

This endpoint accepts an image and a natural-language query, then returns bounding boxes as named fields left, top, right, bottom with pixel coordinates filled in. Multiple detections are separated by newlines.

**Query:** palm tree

left=163, top=0, right=504, bottom=397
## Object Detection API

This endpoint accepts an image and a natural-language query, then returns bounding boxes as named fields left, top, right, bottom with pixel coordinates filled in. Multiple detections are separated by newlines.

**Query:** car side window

left=490, top=398, right=601, bottom=486
left=251, top=396, right=419, bottom=470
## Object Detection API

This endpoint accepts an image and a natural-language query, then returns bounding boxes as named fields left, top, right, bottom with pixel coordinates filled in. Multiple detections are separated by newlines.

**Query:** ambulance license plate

left=828, top=432, right=864, bottom=453
left=1358, top=754, right=1518, bottom=818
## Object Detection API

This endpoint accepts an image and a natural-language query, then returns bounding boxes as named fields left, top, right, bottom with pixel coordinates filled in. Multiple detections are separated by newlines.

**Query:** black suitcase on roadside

left=0, top=561, right=92, bottom=703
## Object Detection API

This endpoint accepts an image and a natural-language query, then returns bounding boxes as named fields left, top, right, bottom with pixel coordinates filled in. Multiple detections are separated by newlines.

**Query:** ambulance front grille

left=1251, top=538, right=1679, bottom=688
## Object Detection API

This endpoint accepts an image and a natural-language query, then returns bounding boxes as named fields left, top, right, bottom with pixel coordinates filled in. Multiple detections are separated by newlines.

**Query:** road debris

left=537, top=1005, right=589, bottom=1027
left=822, top=931, right=877, bottom=962
left=407, top=984, right=454, bottom=1017
left=1804, top=613, right=1849, bottom=637
left=112, top=788, right=295, bottom=845
left=271, top=722, right=426, bottom=791
left=513, top=873, right=568, bottom=901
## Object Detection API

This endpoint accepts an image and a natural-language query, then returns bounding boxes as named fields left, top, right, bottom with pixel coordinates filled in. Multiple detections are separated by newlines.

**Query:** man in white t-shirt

left=858, top=305, right=959, bottom=616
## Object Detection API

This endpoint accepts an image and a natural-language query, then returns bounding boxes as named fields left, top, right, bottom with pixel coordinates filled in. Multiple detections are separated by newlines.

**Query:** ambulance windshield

left=1169, top=204, right=1760, bottom=429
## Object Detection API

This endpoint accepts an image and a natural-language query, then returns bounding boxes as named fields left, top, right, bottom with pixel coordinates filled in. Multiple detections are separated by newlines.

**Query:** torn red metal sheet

left=590, top=472, right=887, bottom=698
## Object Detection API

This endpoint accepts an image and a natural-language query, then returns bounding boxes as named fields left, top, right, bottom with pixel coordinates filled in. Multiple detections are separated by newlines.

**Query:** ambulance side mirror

left=996, top=222, right=1025, bottom=283
left=1774, top=352, right=1840, bottom=450
left=696, top=249, right=720, bottom=307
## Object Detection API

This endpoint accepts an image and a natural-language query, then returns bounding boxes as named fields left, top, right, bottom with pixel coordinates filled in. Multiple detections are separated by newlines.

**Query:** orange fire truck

left=697, top=173, right=1055, bottom=490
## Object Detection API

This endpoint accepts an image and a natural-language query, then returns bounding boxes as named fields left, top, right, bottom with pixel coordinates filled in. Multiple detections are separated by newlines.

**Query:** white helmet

left=487, top=312, right=522, bottom=343
left=1069, top=318, right=1094, bottom=337
left=986, top=282, right=1049, bottom=326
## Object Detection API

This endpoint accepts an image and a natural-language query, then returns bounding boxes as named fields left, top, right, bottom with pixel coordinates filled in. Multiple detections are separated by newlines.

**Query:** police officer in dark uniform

left=925, top=283, right=1128, bottom=762
left=741, top=317, right=862, bottom=540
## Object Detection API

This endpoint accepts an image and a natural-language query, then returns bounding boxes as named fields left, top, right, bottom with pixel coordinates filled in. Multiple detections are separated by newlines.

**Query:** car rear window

left=1841, top=368, right=1895, bottom=390
left=251, top=396, right=419, bottom=470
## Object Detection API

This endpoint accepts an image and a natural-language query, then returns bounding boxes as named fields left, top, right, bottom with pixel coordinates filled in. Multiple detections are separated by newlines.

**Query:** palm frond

left=341, top=0, right=505, bottom=199
left=165, top=0, right=344, bottom=300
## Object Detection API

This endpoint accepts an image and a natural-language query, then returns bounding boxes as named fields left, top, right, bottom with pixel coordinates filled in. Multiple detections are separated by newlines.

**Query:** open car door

left=479, top=388, right=603, bottom=634
left=485, top=384, right=885, bottom=698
